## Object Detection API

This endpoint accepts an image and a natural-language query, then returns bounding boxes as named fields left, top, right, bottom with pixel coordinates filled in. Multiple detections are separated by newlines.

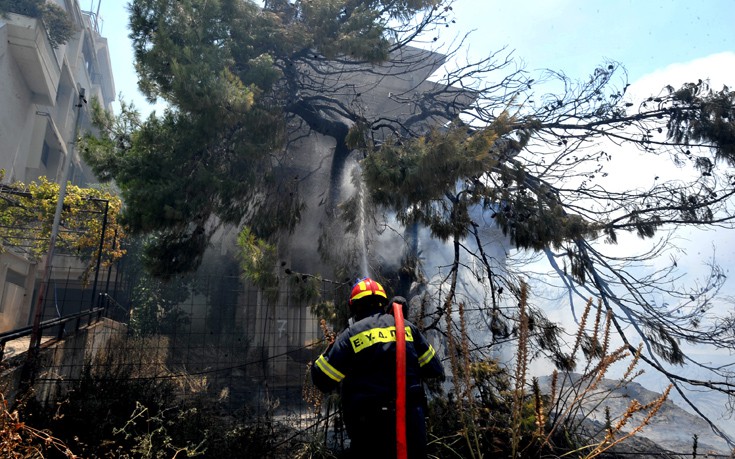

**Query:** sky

left=90, top=0, right=735, bottom=116
left=450, top=0, right=735, bottom=82
left=87, top=0, right=735, bottom=439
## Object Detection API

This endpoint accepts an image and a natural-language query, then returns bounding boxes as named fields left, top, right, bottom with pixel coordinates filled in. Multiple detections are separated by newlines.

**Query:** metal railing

left=0, top=306, right=105, bottom=362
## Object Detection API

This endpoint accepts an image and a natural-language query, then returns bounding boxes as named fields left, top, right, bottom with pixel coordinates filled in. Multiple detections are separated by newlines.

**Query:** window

left=41, top=141, right=50, bottom=167
left=82, top=40, right=96, bottom=80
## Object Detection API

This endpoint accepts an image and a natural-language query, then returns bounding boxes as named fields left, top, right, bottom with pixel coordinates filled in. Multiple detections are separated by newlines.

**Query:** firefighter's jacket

left=311, top=311, right=444, bottom=413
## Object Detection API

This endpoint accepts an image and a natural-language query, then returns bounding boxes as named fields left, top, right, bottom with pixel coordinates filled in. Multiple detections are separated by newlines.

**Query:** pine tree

left=81, top=0, right=735, bottom=440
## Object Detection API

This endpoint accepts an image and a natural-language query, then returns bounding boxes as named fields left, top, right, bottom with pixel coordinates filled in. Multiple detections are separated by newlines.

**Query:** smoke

left=409, top=202, right=516, bottom=363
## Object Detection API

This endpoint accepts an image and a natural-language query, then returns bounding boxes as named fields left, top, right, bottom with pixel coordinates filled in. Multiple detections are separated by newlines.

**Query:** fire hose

left=393, top=301, right=408, bottom=459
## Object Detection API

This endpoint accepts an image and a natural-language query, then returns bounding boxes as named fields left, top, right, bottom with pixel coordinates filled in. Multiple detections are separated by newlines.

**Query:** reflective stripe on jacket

left=311, top=312, right=444, bottom=412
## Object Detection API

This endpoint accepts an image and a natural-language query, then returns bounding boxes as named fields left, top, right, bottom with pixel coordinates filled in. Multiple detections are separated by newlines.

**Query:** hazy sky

left=91, top=0, right=735, bottom=114
left=450, top=0, right=735, bottom=81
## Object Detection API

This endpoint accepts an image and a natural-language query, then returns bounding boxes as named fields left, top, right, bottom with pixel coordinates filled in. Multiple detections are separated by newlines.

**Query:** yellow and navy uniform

left=311, top=310, right=443, bottom=458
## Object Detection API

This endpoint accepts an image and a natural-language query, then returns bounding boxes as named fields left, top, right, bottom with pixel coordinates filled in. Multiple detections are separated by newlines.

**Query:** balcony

left=3, top=13, right=61, bottom=105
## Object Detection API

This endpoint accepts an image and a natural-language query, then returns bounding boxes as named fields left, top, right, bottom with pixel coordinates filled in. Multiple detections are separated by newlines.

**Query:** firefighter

left=311, top=277, right=444, bottom=459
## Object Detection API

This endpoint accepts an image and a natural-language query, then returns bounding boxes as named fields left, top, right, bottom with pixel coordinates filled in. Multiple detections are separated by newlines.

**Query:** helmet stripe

left=349, top=277, right=387, bottom=303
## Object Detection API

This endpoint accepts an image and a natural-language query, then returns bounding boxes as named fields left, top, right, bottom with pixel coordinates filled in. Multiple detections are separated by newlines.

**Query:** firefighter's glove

left=389, top=296, right=409, bottom=317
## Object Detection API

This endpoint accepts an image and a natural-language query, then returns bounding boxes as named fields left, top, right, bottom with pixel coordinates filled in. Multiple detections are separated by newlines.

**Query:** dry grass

left=540, top=298, right=672, bottom=458
left=0, top=393, right=77, bottom=458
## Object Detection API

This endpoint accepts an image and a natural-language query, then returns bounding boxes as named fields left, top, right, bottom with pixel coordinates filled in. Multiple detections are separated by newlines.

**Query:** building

left=0, top=0, right=116, bottom=332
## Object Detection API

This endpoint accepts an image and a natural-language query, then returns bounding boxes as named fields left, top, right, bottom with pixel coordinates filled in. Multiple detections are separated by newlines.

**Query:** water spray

left=357, top=168, right=370, bottom=277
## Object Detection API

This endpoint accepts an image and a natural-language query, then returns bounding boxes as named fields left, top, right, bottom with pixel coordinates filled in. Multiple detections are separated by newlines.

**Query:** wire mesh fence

left=7, top=269, right=728, bottom=458
left=8, top=270, right=345, bottom=434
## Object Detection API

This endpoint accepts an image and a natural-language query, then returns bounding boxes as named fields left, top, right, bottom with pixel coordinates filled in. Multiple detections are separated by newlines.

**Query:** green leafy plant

left=111, top=402, right=206, bottom=459
left=0, top=176, right=126, bottom=284
left=129, top=275, right=192, bottom=337
left=237, top=226, right=279, bottom=300
left=38, top=2, right=73, bottom=48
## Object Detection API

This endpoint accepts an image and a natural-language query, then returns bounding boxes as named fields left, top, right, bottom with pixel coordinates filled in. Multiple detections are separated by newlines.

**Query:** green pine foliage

left=236, top=226, right=279, bottom=295
left=80, top=1, right=735, bottom=408
left=667, top=80, right=735, bottom=161
left=84, top=0, right=440, bottom=276
left=362, top=118, right=600, bottom=248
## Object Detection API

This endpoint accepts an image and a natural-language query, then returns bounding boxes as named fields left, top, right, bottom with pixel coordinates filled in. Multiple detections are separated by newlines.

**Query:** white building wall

left=0, top=4, right=115, bottom=187
left=0, top=1, right=116, bottom=332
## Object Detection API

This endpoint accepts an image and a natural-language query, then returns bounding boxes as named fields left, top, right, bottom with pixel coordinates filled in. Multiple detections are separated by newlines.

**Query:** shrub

left=0, top=0, right=75, bottom=48
left=424, top=289, right=671, bottom=459
left=38, top=2, right=74, bottom=49
left=15, top=335, right=301, bottom=458
left=0, top=393, right=77, bottom=458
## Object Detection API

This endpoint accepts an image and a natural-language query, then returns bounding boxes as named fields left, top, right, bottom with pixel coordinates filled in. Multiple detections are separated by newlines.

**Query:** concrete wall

left=0, top=252, right=37, bottom=330
left=0, top=318, right=127, bottom=404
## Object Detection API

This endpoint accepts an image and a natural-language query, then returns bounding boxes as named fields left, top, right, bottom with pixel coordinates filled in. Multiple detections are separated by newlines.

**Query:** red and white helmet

left=349, top=277, right=387, bottom=305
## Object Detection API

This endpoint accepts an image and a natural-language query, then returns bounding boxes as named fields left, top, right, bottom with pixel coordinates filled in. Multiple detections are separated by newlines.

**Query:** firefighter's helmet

left=349, top=277, right=387, bottom=308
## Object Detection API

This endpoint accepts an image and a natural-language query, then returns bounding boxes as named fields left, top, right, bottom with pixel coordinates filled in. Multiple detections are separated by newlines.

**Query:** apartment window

left=83, top=40, right=96, bottom=79
left=68, top=162, right=78, bottom=185
left=41, top=141, right=50, bottom=167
